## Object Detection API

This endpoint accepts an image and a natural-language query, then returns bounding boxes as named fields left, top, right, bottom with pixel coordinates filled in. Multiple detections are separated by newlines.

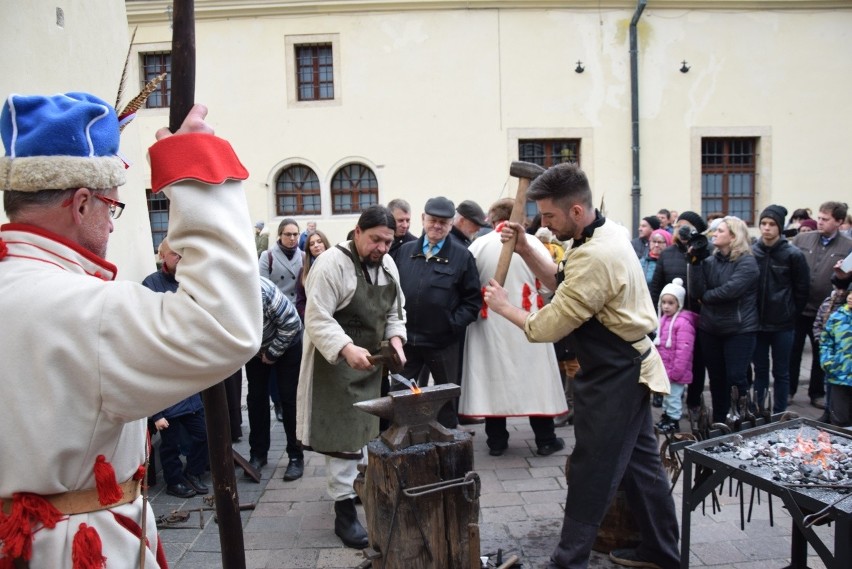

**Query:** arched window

left=331, top=163, right=378, bottom=214
left=275, top=165, right=321, bottom=216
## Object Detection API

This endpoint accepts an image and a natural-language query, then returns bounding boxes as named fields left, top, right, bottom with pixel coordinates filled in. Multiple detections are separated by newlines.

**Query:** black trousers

left=485, top=416, right=557, bottom=451
left=222, top=369, right=243, bottom=440
left=158, top=410, right=208, bottom=486
left=789, top=313, right=825, bottom=399
left=399, top=342, right=461, bottom=428
left=245, top=336, right=303, bottom=460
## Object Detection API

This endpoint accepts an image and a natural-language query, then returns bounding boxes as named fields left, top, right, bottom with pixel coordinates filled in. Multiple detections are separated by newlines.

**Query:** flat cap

left=424, top=196, right=455, bottom=219
left=456, top=200, right=489, bottom=227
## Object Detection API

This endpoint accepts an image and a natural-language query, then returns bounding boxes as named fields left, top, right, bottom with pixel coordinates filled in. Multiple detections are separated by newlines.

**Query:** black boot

left=334, top=498, right=368, bottom=549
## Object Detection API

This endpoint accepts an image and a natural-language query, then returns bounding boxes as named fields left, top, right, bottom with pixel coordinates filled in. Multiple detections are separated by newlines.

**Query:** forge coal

left=702, top=425, right=852, bottom=486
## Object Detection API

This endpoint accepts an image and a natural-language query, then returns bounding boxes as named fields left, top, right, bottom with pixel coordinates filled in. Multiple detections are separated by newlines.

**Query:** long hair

left=720, top=216, right=752, bottom=261
left=301, top=229, right=331, bottom=285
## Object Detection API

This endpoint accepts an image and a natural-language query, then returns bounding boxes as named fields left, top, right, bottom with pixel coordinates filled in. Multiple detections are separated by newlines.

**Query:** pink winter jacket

left=656, top=310, right=698, bottom=385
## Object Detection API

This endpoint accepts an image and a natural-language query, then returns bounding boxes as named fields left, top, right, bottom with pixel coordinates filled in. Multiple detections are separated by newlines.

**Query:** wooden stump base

left=357, top=431, right=479, bottom=569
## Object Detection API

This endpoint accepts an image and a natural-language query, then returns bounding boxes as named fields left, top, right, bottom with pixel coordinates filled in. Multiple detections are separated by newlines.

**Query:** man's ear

left=70, top=188, right=93, bottom=224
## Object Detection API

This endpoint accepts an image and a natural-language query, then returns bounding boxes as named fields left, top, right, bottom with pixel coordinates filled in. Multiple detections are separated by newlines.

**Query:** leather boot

left=334, top=498, right=368, bottom=549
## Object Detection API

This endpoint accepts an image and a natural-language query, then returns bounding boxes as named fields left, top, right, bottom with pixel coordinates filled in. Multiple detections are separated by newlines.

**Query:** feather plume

left=118, top=73, right=167, bottom=131
left=115, top=26, right=138, bottom=111
left=598, top=194, right=606, bottom=217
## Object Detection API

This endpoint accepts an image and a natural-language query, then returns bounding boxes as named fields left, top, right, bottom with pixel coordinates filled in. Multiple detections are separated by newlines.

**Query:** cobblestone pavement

left=149, top=346, right=836, bottom=569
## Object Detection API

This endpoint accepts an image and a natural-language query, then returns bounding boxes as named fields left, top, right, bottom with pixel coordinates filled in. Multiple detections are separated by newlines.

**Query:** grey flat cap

left=424, top=196, right=455, bottom=219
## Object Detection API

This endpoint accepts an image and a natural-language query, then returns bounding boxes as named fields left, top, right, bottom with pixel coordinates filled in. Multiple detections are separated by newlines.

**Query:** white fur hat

left=660, top=277, right=686, bottom=310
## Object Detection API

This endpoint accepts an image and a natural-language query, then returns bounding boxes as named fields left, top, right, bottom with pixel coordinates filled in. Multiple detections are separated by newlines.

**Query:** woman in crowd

left=688, top=216, right=759, bottom=423
left=295, top=230, right=331, bottom=320
left=641, top=229, right=672, bottom=287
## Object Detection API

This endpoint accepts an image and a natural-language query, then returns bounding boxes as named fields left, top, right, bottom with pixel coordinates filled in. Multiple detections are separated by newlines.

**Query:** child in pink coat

left=654, top=278, right=698, bottom=433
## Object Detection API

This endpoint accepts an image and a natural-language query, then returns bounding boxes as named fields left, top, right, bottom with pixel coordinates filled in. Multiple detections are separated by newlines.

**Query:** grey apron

left=309, top=242, right=400, bottom=453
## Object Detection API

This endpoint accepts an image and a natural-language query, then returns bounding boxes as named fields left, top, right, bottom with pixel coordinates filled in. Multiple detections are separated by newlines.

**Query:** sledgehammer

left=493, top=161, right=546, bottom=286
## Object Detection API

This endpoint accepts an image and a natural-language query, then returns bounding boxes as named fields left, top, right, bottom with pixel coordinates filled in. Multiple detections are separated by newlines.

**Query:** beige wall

left=1, top=0, right=156, bottom=281
left=120, top=1, right=850, bottom=244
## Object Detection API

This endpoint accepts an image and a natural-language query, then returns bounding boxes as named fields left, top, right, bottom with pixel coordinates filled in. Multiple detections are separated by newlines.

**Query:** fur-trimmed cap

left=0, top=92, right=126, bottom=192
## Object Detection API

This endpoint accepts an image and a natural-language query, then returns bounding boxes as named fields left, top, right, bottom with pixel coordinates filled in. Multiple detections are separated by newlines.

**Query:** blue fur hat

left=0, top=92, right=126, bottom=192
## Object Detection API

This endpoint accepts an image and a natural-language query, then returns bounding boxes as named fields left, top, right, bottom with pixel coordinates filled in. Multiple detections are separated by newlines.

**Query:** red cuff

left=149, top=133, right=249, bottom=193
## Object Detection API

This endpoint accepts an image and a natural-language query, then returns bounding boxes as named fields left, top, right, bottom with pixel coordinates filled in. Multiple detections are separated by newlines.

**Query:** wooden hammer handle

left=493, top=177, right=532, bottom=286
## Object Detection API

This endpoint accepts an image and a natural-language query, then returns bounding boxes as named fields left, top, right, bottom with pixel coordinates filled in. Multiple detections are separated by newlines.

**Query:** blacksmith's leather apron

left=308, top=242, right=400, bottom=453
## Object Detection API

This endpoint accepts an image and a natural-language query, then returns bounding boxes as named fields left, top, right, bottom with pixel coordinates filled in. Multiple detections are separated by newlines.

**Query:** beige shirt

left=523, top=218, right=670, bottom=393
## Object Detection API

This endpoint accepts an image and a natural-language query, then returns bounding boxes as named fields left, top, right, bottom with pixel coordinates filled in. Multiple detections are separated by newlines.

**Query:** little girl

left=654, top=278, right=698, bottom=433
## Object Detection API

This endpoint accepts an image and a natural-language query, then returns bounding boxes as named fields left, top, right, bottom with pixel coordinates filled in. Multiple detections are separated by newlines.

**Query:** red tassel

left=133, top=466, right=146, bottom=481
left=537, top=294, right=544, bottom=310
left=521, top=283, right=532, bottom=311
left=72, top=523, right=107, bottom=569
left=93, top=456, right=122, bottom=506
left=480, top=287, right=488, bottom=319
left=0, top=493, right=64, bottom=561
left=0, top=556, right=15, bottom=569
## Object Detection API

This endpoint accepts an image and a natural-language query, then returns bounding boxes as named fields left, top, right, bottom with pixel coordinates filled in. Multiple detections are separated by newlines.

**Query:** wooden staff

left=169, top=2, right=247, bottom=567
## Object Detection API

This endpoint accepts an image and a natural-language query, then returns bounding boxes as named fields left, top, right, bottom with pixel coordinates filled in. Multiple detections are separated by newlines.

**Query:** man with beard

left=484, top=163, right=678, bottom=569
left=296, top=205, right=406, bottom=549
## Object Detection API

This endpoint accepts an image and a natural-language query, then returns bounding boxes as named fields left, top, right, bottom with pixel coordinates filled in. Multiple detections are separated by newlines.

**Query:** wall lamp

left=680, top=60, right=690, bottom=73
left=575, top=60, right=585, bottom=74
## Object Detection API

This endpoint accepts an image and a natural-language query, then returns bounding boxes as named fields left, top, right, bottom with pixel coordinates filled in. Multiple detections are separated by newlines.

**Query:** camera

left=678, top=225, right=710, bottom=262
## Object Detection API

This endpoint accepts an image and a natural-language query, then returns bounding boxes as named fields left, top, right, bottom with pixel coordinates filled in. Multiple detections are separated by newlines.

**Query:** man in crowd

left=451, top=199, right=490, bottom=246
left=255, top=220, right=268, bottom=257
left=631, top=214, right=661, bottom=259
left=790, top=201, right=852, bottom=411
left=387, top=197, right=417, bottom=261
left=395, top=196, right=482, bottom=428
left=752, top=205, right=810, bottom=414
left=296, top=205, right=406, bottom=549
left=0, top=94, right=260, bottom=566
left=459, top=198, right=568, bottom=456
left=298, top=220, right=317, bottom=251
left=484, top=163, right=679, bottom=569
left=657, top=208, right=674, bottom=234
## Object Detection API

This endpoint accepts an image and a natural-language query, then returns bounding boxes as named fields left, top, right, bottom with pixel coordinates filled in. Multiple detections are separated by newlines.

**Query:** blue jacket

left=820, top=304, right=852, bottom=387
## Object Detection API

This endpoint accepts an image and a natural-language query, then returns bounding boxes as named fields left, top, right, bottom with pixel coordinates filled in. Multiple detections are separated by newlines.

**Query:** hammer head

left=510, top=160, right=546, bottom=181
left=366, top=344, right=404, bottom=373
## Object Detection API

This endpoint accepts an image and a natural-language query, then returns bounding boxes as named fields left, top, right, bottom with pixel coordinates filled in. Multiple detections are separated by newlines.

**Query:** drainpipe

left=630, top=0, right=647, bottom=233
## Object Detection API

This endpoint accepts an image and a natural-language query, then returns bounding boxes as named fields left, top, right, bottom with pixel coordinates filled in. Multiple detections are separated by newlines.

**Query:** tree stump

left=359, top=431, right=479, bottom=569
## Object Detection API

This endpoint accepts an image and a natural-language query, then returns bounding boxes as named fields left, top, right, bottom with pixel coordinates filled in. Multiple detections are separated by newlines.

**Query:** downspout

left=630, top=0, right=647, bottom=234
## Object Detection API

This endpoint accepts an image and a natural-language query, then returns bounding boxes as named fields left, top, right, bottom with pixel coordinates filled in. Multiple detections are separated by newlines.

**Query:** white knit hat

left=655, top=278, right=686, bottom=348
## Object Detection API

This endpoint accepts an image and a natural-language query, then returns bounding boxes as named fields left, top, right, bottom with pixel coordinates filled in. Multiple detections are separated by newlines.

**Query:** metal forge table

left=681, top=418, right=852, bottom=569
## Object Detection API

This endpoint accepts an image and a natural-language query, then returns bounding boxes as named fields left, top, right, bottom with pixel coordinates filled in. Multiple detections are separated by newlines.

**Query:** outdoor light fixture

left=575, top=60, right=585, bottom=74
left=680, top=60, right=690, bottom=73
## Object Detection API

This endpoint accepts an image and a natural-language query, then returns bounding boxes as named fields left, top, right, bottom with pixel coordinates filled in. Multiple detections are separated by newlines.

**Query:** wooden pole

left=169, top=1, right=246, bottom=567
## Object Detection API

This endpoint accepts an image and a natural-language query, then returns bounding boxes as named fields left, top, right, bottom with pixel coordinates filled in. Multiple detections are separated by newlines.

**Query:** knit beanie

left=648, top=229, right=672, bottom=259
left=643, top=215, right=661, bottom=230
left=0, top=92, right=126, bottom=192
left=759, top=204, right=788, bottom=229
left=677, top=211, right=708, bottom=234
left=655, top=277, right=686, bottom=348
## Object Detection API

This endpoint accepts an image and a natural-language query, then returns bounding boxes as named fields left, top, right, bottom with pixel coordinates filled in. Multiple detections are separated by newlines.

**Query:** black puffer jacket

left=396, top=235, right=482, bottom=348
left=752, top=237, right=810, bottom=331
left=689, top=250, right=759, bottom=336
left=649, top=242, right=701, bottom=312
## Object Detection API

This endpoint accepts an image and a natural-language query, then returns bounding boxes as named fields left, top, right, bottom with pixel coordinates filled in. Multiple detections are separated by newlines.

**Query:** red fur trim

left=480, top=287, right=488, bottom=319
left=93, top=456, right=122, bottom=506
left=71, top=524, right=106, bottom=569
left=522, top=283, right=532, bottom=311
left=0, top=493, right=64, bottom=561
left=149, top=133, right=249, bottom=193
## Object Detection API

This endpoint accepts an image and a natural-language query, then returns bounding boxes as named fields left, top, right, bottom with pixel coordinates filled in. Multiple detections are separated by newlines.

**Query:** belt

left=1, top=477, right=141, bottom=516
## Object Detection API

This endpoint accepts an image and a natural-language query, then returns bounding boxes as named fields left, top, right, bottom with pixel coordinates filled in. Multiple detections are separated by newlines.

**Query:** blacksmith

left=0, top=94, right=261, bottom=566
left=296, top=205, right=406, bottom=549
left=484, top=163, right=679, bottom=569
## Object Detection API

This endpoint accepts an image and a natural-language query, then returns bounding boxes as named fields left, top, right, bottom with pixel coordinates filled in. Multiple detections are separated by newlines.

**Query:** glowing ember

left=781, top=431, right=834, bottom=469
left=410, top=384, right=422, bottom=394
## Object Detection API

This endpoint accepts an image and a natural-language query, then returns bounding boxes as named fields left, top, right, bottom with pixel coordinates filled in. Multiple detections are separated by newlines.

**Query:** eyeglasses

left=650, top=240, right=667, bottom=246
left=281, top=232, right=300, bottom=238
left=94, top=194, right=125, bottom=219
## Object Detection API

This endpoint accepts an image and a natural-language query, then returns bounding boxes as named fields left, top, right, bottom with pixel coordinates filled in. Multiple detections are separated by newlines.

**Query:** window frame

left=285, top=34, right=341, bottom=108
left=140, top=51, right=171, bottom=109
left=275, top=164, right=322, bottom=216
left=146, top=189, right=169, bottom=253
left=518, top=138, right=582, bottom=219
left=330, top=163, right=379, bottom=215
left=700, top=137, right=759, bottom=225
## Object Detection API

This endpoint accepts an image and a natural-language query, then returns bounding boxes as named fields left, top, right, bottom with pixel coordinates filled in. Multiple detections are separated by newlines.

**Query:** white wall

left=1, top=0, right=156, bottom=282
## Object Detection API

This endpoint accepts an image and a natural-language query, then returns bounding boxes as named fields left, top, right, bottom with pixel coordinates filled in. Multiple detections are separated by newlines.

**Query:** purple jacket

left=656, top=310, right=698, bottom=385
